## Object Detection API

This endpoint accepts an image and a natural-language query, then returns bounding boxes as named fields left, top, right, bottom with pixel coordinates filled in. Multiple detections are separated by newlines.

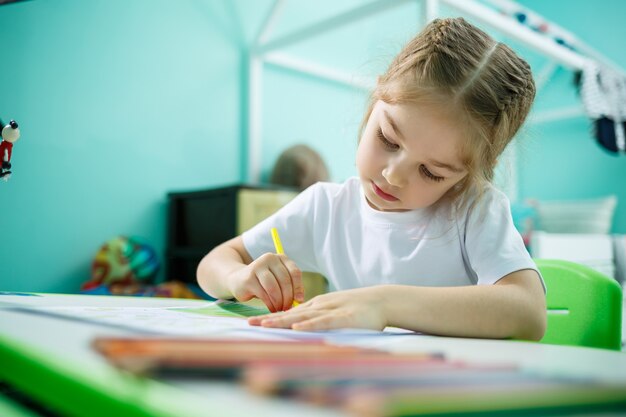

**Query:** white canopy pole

left=247, top=57, right=262, bottom=183
left=484, top=0, right=626, bottom=77
left=534, top=60, right=558, bottom=93
left=254, top=0, right=286, bottom=47
left=247, top=0, right=286, bottom=183
left=263, top=52, right=373, bottom=91
left=256, top=0, right=415, bottom=55
left=529, top=106, right=585, bottom=125
left=422, top=0, right=439, bottom=26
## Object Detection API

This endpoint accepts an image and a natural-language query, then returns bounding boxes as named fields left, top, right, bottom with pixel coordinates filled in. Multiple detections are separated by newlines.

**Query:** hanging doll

left=0, top=118, right=20, bottom=181
left=579, top=62, right=626, bottom=154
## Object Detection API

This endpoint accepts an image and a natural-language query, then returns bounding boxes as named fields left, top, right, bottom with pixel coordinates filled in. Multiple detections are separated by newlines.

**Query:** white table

left=1, top=293, right=625, bottom=417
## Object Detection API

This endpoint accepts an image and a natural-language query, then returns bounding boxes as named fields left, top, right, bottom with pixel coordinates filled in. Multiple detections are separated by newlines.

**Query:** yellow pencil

left=270, top=227, right=284, bottom=255
left=270, top=227, right=299, bottom=307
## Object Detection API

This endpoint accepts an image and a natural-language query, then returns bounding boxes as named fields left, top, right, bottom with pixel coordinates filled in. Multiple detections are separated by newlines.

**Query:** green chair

left=535, top=259, right=623, bottom=350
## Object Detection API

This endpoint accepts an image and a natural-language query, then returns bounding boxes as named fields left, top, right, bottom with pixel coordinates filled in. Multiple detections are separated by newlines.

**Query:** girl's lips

left=372, top=182, right=398, bottom=201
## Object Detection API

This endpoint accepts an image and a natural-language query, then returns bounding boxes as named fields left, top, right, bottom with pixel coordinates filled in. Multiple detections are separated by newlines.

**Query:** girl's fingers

left=291, top=313, right=341, bottom=331
left=250, top=282, right=278, bottom=313
left=248, top=296, right=325, bottom=326
left=247, top=315, right=266, bottom=325
left=256, top=269, right=283, bottom=312
left=248, top=291, right=376, bottom=331
left=268, top=262, right=294, bottom=311
left=281, top=257, right=304, bottom=303
left=248, top=310, right=288, bottom=326
left=257, top=309, right=320, bottom=329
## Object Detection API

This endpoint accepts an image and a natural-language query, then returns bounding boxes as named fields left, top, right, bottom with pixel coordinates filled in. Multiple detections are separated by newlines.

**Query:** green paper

left=179, top=300, right=270, bottom=318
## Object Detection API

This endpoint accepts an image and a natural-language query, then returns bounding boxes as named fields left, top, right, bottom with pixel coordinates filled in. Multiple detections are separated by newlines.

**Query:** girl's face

left=356, top=100, right=468, bottom=212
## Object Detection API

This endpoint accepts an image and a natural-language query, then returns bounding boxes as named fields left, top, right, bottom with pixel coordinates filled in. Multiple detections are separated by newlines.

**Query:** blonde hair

left=362, top=17, right=535, bottom=207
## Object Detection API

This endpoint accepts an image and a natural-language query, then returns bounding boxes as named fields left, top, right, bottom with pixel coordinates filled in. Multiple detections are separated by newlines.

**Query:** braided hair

left=361, top=17, right=536, bottom=207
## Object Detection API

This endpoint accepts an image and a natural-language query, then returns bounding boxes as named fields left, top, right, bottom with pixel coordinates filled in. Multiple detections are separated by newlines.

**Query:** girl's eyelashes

left=420, top=165, right=444, bottom=182
left=376, top=128, right=399, bottom=150
left=376, top=127, right=444, bottom=183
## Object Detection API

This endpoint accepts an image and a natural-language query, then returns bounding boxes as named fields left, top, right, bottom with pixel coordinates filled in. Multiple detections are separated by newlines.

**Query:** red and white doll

left=0, top=119, right=20, bottom=182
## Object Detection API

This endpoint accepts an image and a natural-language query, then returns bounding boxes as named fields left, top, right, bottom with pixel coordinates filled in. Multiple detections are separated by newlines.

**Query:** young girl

left=197, top=17, right=547, bottom=341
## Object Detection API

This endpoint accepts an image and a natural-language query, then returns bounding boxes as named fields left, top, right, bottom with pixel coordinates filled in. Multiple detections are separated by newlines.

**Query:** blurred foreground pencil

left=93, top=337, right=386, bottom=375
left=244, top=354, right=449, bottom=395
left=245, top=360, right=524, bottom=406
left=344, top=383, right=626, bottom=417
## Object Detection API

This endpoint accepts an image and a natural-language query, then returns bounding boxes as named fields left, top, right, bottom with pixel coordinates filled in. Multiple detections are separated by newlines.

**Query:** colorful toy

left=82, top=236, right=160, bottom=291
left=0, top=118, right=20, bottom=182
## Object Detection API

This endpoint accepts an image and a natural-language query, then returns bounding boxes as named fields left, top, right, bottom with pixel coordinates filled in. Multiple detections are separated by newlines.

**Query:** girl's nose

left=382, top=161, right=408, bottom=188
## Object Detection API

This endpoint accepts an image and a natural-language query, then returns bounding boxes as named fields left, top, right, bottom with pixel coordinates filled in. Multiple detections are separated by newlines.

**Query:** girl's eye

left=420, top=165, right=444, bottom=182
left=376, top=128, right=399, bottom=150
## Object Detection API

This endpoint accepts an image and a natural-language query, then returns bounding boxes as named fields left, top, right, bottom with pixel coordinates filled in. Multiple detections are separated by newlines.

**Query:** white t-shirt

left=243, top=177, right=544, bottom=291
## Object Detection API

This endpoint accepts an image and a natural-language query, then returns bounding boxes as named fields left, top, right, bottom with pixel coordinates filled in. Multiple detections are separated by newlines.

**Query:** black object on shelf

left=165, top=184, right=298, bottom=283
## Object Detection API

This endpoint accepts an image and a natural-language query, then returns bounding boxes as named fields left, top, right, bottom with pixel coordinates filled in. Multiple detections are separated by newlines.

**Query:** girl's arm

left=249, top=269, right=546, bottom=341
left=197, top=236, right=304, bottom=312
left=381, top=269, right=546, bottom=340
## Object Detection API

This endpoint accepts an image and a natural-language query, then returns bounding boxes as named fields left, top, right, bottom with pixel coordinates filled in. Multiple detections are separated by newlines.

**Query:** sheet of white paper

left=12, top=305, right=252, bottom=335
left=9, top=304, right=416, bottom=341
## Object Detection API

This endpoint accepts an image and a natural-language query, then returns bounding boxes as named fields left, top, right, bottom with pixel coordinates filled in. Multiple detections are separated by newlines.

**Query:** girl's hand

left=247, top=287, right=387, bottom=331
left=228, top=253, right=304, bottom=312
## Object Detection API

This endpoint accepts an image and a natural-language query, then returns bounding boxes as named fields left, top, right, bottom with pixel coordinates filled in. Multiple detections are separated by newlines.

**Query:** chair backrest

left=535, top=259, right=623, bottom=350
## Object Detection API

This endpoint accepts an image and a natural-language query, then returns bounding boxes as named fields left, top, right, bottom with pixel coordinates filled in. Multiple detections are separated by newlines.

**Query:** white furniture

left=531, top=231, right=616, bottom=278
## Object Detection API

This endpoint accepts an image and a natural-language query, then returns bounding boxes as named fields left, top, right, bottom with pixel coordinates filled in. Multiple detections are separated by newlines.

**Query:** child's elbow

left=511, top=274, right=548, bottom=342
left=517, top=306, right=547, bottom=342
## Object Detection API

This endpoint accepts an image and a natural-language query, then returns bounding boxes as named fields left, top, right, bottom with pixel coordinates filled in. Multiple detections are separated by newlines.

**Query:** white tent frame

left=245, top=0, right=625, bottom=183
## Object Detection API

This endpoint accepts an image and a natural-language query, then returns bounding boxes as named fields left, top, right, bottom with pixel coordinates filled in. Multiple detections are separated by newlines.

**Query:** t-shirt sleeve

left=464, top=189, right=546, bottom=292
left=241, top=184, right=320, bottom=273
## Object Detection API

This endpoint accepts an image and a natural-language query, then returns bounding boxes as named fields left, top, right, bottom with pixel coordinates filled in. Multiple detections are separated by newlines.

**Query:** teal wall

left=1, top=0, right=625, bottom=292
left=0, top=0, right=245, bottom=292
